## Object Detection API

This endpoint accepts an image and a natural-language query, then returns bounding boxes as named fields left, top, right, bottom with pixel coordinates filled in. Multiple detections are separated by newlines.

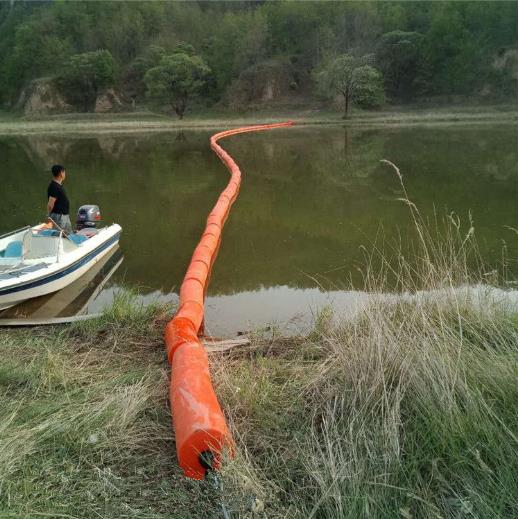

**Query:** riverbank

left=1, top=104, right=517, bottom=135
left=0, top=293, right=221, bottom=518
left=215, top=286, right=518, bottom=517
left=1, top=163, right=518, bottom=517
left=2, top=280, right=518, bottom=517
left=2, top=248, right=518, bottom=516
left=212, top=205, right=518, bottom=517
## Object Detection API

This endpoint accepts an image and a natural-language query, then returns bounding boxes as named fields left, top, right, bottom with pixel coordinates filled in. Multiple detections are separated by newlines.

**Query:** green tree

left=352, top=65, right=386, bottom=109
left=316, top=54, right=385, bottom=117
left=144, top=45, right=211, bottom=119
left=1, top=9, right=74, bottom=104
left=58, top=50, right=115, bottom=112
left=124, top=45, right=166, bottom=105
left=201, top=12, right=256, bottom=97
left=2, top=1, right=518, bottom=110
left=377, top=31, right=423, bottom=98
left=422, top=4, right=482, bottom=94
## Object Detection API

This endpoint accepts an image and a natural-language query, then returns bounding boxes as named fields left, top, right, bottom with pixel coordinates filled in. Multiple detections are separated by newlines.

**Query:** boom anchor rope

left=164, top=121, right=294, bottom=480
left=206, top=464, right=231, bottom=519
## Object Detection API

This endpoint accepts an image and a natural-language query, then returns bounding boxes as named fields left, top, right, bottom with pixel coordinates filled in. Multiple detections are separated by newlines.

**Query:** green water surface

left=1, top=125, right=518, bottom=333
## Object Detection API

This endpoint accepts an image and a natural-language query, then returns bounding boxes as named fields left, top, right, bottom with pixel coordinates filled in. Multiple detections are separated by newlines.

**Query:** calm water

left=1, top=125, right=518, bottom=334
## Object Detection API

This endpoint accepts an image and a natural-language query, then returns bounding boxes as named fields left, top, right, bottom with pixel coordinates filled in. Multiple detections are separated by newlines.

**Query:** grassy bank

left=214, top=290, right=518, bottom=517
left=0, top=293, right=220, bottom=518
left=212, top=180, right=518, bottom=517
left=2, top=185, right=518, bottom=518
left=3, top=284, right=517, bottom=518
left=0, top=104, right=518, bottom=135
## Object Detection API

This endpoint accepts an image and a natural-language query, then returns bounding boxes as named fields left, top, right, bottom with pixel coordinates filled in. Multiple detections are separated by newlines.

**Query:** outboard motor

left=76, top=205, right=101, bottom=231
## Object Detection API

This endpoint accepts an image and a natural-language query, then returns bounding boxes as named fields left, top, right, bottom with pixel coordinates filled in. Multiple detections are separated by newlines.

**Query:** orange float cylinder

left=165, top=121, right=294, bottom=479
left=170, top=340, right=230, bottom=479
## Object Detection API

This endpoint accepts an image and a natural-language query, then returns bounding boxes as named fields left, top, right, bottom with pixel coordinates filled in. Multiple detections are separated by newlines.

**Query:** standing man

left=47, top=164, right=72, bottom=234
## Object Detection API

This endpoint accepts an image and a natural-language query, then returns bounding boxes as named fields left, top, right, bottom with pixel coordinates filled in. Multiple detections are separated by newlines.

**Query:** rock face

left=480, top=48, right=518, bottom=97
left=18, top=78, right=72, bottom=115
left=225, top=59, right=299, bottom=109
left=94, top=89, right=123, bottom=113
left=493, top=48, right=518, bottom=80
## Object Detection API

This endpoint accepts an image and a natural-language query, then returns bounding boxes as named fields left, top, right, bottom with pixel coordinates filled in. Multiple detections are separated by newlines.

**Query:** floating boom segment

left=164, top=121, right=294, bottom=479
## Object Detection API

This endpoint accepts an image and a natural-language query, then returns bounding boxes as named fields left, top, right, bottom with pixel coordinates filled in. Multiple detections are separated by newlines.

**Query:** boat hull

left=0, top=225, right=121, bottom=311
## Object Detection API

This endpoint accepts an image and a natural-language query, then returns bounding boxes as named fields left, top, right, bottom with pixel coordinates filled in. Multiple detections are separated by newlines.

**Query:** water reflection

left=1, top=125, right=518, bottom=333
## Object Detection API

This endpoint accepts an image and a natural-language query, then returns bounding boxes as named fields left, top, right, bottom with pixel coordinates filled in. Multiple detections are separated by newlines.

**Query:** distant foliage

left=144, top=46, right=211, bottom=119
left=352, top=66, right=385, bottom=109
left=316, top=54, right=385, bottom=116
left=1, top=1, right=518, bottom=109
left=377, top=31, right=424, bottom=99
left=58, top=50, right=114, bottom=112
left=124, top=45, right=166, bottom=104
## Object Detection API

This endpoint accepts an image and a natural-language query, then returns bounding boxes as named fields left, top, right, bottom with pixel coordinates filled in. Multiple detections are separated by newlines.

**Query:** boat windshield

left=0, top=227, right=90, bottom=268
left=24, top=230, right=78, bottom=260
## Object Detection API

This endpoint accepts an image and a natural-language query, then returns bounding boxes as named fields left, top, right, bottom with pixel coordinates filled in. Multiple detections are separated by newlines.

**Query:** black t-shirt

left=47, top=180, right=70, bottom=215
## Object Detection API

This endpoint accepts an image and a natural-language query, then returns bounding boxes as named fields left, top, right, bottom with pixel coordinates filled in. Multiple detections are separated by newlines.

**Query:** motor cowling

left=76, top=205, right=101, bottom=230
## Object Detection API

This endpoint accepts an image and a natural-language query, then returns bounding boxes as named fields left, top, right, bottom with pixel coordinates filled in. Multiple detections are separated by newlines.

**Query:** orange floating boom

left=164, top=121, right=294, bottom=479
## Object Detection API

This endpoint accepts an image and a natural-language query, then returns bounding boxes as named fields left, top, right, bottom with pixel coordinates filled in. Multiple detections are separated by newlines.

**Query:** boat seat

left=77, top=228, right=98, bottom=237
left=68, top=234, right=88, bottom=245
left=4, top=241, right=23, bottom=258
left=36, top=229, right=60, bottom=237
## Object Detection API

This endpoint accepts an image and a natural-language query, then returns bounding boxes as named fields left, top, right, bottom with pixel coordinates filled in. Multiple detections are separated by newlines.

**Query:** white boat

left=0, top=245, right=123, bottom=322
left=0, top=220, right=122, bottom=311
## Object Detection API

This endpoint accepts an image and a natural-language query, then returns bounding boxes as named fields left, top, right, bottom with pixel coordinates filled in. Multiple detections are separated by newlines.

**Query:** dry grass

left=0, top=291, right=220, bottom=518
left=213, top=163, right=518, bottom=517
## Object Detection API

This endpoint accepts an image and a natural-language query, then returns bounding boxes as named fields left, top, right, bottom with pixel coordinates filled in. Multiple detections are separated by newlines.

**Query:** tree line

left=1, top=1, right=517, bottom=117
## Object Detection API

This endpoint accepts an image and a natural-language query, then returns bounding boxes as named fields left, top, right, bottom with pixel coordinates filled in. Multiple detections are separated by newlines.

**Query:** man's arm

left=47, top=196, right=56, bottom=216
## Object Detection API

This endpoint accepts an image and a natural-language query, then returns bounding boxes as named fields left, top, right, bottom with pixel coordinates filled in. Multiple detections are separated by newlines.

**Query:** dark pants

left=49, top=213, right=73, bottom=234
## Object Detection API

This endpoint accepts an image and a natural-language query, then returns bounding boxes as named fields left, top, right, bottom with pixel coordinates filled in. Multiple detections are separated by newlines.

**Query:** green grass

left=0, top=291, right=220, bottom=518
left=0, top=104, right=518, bottom=136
